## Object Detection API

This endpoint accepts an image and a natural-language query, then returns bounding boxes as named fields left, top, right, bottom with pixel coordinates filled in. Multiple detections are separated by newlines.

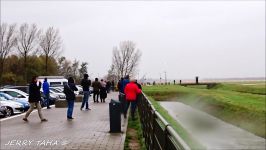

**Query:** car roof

left=0, top=88, right=28, bottom=95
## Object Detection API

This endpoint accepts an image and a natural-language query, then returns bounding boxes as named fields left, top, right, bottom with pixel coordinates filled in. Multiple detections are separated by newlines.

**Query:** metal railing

left=138, top=93, right=191, bottom=150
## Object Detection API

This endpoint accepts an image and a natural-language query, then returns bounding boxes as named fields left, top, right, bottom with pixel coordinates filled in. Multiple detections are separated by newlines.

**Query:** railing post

left=151, top=109, right=156, bottom=150
left=164, top=124, right=170, bottom=150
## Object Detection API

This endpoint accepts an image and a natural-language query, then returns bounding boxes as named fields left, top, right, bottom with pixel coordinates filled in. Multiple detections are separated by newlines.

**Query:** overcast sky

left=1, top=0, right=265, bottom=80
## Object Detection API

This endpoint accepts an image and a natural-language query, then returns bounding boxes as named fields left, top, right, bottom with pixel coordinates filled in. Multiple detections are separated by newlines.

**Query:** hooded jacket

left=124, top=82, right=141, bottom=101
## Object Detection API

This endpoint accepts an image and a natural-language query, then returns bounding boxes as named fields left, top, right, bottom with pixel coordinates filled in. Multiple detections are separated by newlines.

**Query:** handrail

left=138, top=92, right=191, bottom=150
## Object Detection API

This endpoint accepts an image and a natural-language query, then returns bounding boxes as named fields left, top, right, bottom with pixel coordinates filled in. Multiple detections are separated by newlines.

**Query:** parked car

left=0, top=97, right=24, bottom=117
left=37, top=76, right=68, bottom=87
left=0, top=104, right=7, bottom=118
left=0, top=92, right=30, bottom=111
left=76, top=85, right=84, bottom=95
left=40, top=91, right=57, bottom=106
left=49, top=88, right=66, bottom=100
left=5, top=86, right=29, bottom=94
left=0, top=89, right=29, bottom=102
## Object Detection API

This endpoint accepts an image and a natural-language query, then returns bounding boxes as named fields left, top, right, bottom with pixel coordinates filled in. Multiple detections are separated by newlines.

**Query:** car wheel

left=6, top=107, right=13, bottom=117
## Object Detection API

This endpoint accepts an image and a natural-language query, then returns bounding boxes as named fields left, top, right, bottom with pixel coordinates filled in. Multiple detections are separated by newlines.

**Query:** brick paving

left=0, top=92, right=127, bottom=150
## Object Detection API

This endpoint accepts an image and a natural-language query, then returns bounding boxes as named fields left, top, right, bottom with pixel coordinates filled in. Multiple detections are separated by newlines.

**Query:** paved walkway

left=160, top=101, right=266, bottom=150
left=0, top=92, right=127, bottom=150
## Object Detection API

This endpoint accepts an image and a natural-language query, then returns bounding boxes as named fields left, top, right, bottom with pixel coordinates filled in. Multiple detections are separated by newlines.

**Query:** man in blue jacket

left=122, top=75, right=130, bottom=93
left=43, top=78, right=51, bottom=109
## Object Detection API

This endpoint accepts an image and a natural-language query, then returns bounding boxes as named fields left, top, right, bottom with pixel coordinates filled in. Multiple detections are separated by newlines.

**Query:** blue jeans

left=125, top=100, right=137, bottom=118
left=67, top=100, right=74, bottom=118
left=45, top=93, right=50, bottom=108
left=81, top=91, right=90, bottom=109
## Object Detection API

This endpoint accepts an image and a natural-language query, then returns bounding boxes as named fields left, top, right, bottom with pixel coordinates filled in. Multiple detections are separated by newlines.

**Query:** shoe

left=80, top=108, right=83, bottom=111
left=85, top=108, right=91, bottom=110
left=23, top=118, right=28, bottom=122
left=41, top=119, right=48, bottom=122
left=47, top=107, right=51, bottom=109
left=67, top=117, right=74, bottom=120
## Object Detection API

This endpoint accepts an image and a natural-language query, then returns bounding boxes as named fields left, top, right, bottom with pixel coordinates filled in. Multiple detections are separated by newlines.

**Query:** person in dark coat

left=100, top=79, right=107, bottom=103
left=117, top=78, right=124, bottom=93
left=23, top=76, right=47, bottom=122
left=80, top=74, right=91, bottom=110
left=135, top=80, right=142, bottom=90
left=64, top=77, right=78, bottom=120
left=111, top=80, right=115, bottom=91
left=106, top=81, right=111, bottom=93
left=92, top=78, right=101, bottom=103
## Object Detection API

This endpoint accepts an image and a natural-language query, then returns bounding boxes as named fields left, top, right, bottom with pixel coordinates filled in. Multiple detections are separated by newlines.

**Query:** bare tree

left=106, top=64, right=118, bottom=82
left=71, top=59, right=79, bottom=79
left=39, top=27, right=61, bottom=74
left=111, top=41, right=141, bottom=80
left=79, top=62, right=88, bottom=79
left=17, top=23, right=40, bottom=81
left=0, top=23, right=17, bottom=81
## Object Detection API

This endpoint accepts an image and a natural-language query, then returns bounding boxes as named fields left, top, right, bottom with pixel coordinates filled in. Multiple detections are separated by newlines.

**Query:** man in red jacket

left=124, top=79, right=142, bottom=120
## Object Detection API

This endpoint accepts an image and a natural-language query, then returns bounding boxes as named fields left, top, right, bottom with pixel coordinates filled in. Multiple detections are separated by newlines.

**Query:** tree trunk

left=24, top=53, right=27, bottom=82
left=45, top=55, right=48, bottom=75
left=0, top=60, right=4, bottom=85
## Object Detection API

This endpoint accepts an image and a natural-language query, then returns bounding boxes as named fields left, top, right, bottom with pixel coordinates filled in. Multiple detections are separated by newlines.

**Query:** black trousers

left=93, top=90, right=99, bottom=102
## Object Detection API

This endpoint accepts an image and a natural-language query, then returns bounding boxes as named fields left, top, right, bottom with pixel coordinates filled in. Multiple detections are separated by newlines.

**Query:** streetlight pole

left=159, top=73, right=162, bottom=85
left=164, top=71, right=167, bottom=84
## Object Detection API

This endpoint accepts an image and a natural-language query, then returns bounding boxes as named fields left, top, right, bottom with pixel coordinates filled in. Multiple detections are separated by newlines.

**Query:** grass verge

left=124, top=111, right=146, bottom=150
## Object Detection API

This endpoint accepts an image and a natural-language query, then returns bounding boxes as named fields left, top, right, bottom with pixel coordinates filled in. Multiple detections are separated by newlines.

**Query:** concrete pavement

left=0, top=92, right=127, bottom=150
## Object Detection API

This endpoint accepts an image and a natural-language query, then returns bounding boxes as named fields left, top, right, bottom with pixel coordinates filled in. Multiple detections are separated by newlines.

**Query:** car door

left=5, top=91, right=25, bottom=98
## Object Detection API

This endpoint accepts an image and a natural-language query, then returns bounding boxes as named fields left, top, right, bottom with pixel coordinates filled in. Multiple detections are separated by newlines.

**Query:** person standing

left=111, top=80, right=115, bottom=91
left=100, top=79, right=107, bottom=103
left=64, top=77, right=78, bottom=120
left=23, top=76, right=47, bottom=122
left=118, top=78, right=124, bottom=93
left=43, top=78, right=51, bottom=109
left=122, top=75, right=130, bottom=93
left=106, top=81, right=111, bottom=93
left=124, top=79, right=142, bottom=120
left=135, top=80, right=142, bottom=90
left=80, top=74, right=91, bottom=110
left=92, top=78, right=101, bottom=103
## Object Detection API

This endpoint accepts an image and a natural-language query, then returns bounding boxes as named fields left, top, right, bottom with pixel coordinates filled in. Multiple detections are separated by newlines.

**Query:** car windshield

left=0, top=93, right=13, bottom=100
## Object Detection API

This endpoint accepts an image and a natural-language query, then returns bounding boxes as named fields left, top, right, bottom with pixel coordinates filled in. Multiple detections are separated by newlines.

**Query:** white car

left=49, top=88, right=66, bottom=100
left=0, top=89, right=29, bottom=102
left=52, top=86, right=80, bottom=96
left=0, top=97, right=24, bottom=116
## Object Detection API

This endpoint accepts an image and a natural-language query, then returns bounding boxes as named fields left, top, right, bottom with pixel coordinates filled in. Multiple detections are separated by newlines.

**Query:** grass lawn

left=214, top=82, right=265, bottom=95
left=143, top=83, right=266, bottom=138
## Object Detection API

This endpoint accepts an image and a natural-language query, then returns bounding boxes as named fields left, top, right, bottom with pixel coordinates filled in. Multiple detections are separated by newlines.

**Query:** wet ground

left=160, top=101, right=265, bottom=150
left=1, top=92, right=127, bottom=150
